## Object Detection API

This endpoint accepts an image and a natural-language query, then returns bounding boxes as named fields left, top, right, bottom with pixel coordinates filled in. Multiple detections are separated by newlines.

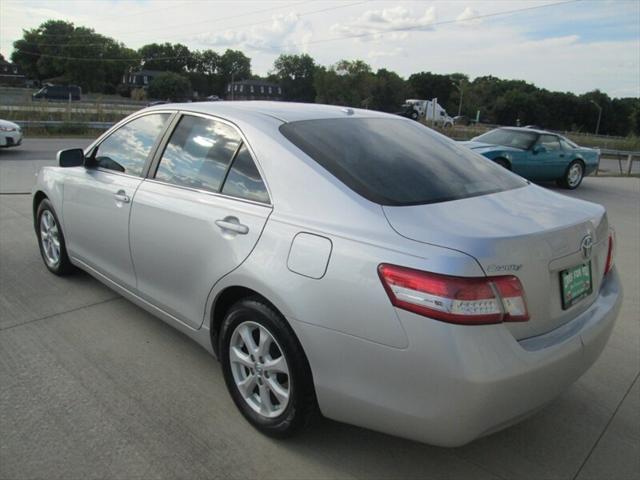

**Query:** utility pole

left=231, top=71, right=235, bottom=101
left=451, top=80, right=463, bottom=117
left=590, top=100, right=602, bottom=135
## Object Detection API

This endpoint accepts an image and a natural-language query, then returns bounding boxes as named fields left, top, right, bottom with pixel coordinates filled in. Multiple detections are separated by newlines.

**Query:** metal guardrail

left=598, top=148, right=640, bottom=176
left=14, top=120, right=114, bottom=129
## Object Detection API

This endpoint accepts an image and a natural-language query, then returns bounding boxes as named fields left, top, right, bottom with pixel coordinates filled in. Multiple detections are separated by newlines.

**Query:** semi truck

left=402, top=98, right=453, bottom=127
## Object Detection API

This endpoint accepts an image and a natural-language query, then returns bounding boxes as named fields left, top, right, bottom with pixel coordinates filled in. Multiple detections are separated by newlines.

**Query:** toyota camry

left=32, top=102, right=622, bottom=446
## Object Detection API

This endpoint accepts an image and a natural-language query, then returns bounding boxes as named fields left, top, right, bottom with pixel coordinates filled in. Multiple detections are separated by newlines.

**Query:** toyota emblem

left=581, top=235, right=593, bottom=260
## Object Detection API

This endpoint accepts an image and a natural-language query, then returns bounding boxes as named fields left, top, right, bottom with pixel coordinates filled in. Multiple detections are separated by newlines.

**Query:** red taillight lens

left=604, top=229, right=616, bottom=276
left=378, top=264, right=529, bottom=325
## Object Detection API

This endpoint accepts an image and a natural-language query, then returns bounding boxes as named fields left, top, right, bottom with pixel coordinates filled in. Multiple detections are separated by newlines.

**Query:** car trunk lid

left=383, top=184, right=609, bottom=339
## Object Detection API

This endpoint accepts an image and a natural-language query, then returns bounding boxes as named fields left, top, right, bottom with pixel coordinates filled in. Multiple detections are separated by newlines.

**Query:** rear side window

left=155, top=115, right=241, bottom=192
left=221, top=145, right=269, bottom=204
left=94, top=113, right=170, bottom=176
left=280, top=118, right=526, bottom=206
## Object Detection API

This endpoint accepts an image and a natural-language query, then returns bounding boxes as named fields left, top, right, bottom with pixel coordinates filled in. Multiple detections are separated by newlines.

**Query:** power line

left=17, top=0, right=362, bottom=48
left=296, top=0, right=581, bottom=48
left=20, top=0, right=313, bottom=41
left=12, top=0, right=580, bottom=62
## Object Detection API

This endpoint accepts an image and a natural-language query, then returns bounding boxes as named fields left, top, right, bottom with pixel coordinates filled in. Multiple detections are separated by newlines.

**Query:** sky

left=1, top=0, right=639, bottom=98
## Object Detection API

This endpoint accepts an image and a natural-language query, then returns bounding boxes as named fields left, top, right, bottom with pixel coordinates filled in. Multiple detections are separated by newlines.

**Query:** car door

left=62, top=112, right=172, bottom=290
left=525, top=134, right=565, bottom=180
left=129, top=113, right=272, bottom=329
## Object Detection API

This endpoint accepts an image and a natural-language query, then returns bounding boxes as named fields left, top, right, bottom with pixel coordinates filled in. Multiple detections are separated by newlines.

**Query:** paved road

left=0, top=138, right=91, bottom=193
left=1, top=141, right=639, bottom=479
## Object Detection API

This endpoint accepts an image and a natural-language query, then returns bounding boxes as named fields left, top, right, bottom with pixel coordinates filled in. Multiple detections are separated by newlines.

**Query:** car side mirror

left=532, top=144, right=546, bottom=155
left=57, top=148, right=85, bottom=167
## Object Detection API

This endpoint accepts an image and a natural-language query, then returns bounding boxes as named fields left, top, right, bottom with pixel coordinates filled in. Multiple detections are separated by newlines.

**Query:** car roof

left=499, top=126, right=554, bottom=136
left=145, top=101, right=391, bottom=124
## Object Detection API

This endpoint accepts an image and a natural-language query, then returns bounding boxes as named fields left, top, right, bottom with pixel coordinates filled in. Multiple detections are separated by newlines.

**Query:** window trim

left=84, top=110, right=178, bottom=179
left=146, top=111, right=272, bottom=206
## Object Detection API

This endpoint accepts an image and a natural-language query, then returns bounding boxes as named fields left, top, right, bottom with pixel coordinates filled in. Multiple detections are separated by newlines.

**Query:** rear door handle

left=114, top=190, right=130, bottom=203
left=215, top=217, right=249, bottom=235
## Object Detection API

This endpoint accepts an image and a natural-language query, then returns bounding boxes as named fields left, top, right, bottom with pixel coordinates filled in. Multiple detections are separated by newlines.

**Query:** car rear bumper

left=294, top=268, right=622, bottom=446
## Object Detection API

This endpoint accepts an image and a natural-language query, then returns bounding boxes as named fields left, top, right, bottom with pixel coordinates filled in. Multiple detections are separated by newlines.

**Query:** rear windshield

left=280, top=118, right=526, bottom=206
left=473, top=128, right=537, bottom=149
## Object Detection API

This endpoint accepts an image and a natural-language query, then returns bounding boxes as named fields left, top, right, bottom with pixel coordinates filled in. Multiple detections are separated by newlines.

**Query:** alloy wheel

left=40, top=210, right=61, bottom=267
left=567, top=163, right=583, bottom=187
left=229, top=321, right=291, bottom=418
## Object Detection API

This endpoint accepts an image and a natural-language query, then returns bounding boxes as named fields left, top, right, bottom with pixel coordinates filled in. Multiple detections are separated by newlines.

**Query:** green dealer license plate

left=560, top=262, right=593, bottom=309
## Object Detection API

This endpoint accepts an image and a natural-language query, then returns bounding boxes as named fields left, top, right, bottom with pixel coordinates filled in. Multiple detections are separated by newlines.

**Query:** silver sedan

left=32, top=102, right=622, bottom=446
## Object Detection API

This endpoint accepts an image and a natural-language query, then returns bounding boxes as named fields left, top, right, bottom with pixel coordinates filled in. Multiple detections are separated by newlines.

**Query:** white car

left=0, top=119, right=22, bottom=148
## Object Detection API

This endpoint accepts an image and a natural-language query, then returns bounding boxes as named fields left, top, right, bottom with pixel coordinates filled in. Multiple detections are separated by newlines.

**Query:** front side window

left=280, top=118, right=526, bottom=206
left=155, top=115, right=241, bottom=192
left=537, top=134, right=561, bottom=151
left=93, top=113, right=170, bottom=176
left=221, top=145, right=269, bottom=203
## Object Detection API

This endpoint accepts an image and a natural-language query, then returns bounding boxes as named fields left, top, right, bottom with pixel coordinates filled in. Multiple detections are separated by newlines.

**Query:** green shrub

left=148, top=72, right=191, bottom=101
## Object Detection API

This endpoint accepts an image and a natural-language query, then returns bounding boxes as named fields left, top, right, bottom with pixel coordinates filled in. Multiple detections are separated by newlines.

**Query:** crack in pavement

left=0, top=296, right=122, bottom=333
left=572, top=370, right=640, bottom=480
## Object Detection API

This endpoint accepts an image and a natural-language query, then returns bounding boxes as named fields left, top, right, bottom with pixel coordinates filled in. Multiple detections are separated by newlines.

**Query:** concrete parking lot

left=1, top=139, right=638, bottom=479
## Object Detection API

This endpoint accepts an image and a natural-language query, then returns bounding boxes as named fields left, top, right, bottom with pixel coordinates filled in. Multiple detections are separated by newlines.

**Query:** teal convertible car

left=461, top=127, right=600, bottom=189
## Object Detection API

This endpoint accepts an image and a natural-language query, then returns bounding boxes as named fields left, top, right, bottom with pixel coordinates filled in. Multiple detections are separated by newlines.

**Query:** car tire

left=410, top=111, right=419, bottom=121
left=494, top=158, right=510, bottom=170
left=559, top=160, right=584, bottom=189
left=36, top=199, right=75, bottom=275
left=219, top=297, right=317, bottom=438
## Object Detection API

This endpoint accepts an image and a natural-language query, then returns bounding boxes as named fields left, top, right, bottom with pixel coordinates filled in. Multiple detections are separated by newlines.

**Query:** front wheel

left=559, top=160, right=584, bottom=189
left=219, top=298, right=317, bottom=438
left=36, top=199, right=75, bottom=275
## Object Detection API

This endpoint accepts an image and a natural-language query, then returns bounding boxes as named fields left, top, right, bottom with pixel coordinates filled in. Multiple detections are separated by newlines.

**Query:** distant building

left=0, top=59, right=26, bottom=86
left=225, top=80, right=283, bottom=101
left=122, top=68, right=164, bottom=88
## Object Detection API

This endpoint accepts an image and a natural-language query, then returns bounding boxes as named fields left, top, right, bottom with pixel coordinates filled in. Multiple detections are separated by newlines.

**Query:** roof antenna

left=341, top=108, right=354, bottom=115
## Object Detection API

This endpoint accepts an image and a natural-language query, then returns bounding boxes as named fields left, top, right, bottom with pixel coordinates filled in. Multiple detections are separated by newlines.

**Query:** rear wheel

left=220, top=297, right=317, bottom=438
left=559, top=160, right=584, bottom=189
left=36, top=199, right=75, bottom=275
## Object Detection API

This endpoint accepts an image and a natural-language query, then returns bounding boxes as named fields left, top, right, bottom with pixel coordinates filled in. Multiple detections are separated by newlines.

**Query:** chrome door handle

left=114, top=190, right=130, bottom=203
left=215, top=217, right=249, bottom=235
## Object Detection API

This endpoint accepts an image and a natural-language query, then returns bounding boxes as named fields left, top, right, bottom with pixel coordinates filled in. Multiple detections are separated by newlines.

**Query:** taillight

left=604, top=229, right=616, bottom=276
left=378, top=264, right=529, bottom=325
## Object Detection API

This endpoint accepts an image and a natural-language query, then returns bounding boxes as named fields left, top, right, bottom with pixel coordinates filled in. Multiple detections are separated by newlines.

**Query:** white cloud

left=456, top=7, right=482, bottom=26
left=368, top=47, right=406, bottom=59
left=196, top=12, right=309, bottom=53
left=331, top=6, right=436, bottom=42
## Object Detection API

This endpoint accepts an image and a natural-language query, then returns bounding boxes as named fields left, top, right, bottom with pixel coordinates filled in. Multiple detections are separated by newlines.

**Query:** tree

left=219, top=49, right=251, bottom=82
left=314, top=60, right=376, bottom=107
left=371, top=68, right=408, bottom=112
left=11, top=20, right=137, bottom=93
left=147, top=72, right=191, bottom=100
left=271, top=53, right=316, bottom=102
left=138, top=43, right=191, bottom=73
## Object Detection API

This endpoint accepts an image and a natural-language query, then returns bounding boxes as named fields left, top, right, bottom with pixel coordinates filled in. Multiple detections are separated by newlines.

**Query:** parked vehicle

left=461, top=127, right=600, bottom=189
left=32, top=84, right=81, bottom=101
left=33, top=102, right=621, bottom=447
left=0, top=119, right=22, bottom=148
left=401, top=99, right=453, bottom=127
